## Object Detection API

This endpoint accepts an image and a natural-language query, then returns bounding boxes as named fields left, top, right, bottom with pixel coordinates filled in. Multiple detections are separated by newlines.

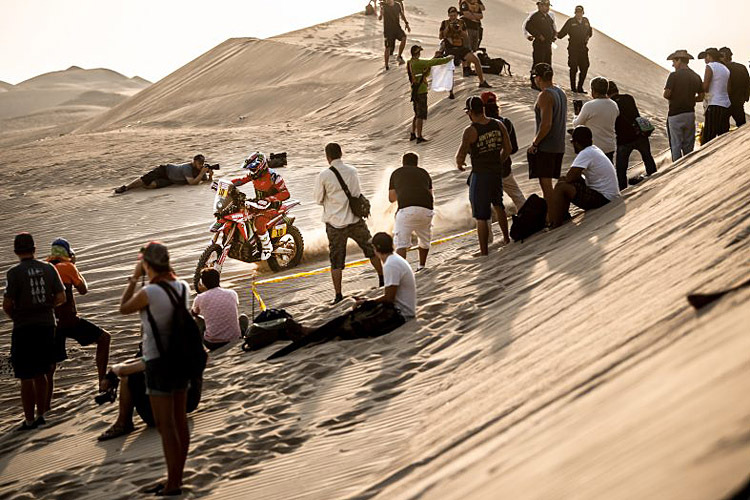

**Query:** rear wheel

left=194, top=243, right=223, bottom=293
left=267, top=225, right=304, bottom=272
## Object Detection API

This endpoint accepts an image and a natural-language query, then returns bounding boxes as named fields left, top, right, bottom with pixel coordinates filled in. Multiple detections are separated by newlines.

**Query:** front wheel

left=267, top=225, right=304, bottom=272
left=194, top=243, right=223, bottom=293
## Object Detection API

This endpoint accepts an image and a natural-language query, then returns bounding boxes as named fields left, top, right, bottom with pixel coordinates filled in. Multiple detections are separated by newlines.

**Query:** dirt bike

left=193, top=179, right=304, bottom=292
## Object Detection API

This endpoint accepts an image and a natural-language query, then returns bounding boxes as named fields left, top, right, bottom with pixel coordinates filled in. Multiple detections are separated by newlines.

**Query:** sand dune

left=0, top=0, right=747, bottom=498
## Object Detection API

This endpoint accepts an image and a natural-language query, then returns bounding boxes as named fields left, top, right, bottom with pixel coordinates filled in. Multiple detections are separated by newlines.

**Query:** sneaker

left=397, top=56, right=405, bottom=65
left=416, top=137, right=428, bottom=144
left=33, top=415, right=46, bottom=427
left=628, top=174, right=647, bottom=186
left=385, top=64, right=389, bottom=71
left=448, top=91, right=455, bottom=100
left=114, top=185, right=127, bottom=194
left=416, top=266, right=425, bottom=273
left=17, top=420, right=37, bottom=431
left=478, top=81, right=492, bottom=89
left=577, top=88, right=587, bottom=94
left=410, top=133, right=417, bottom=141
left=332, top=294, right=344, bottom=305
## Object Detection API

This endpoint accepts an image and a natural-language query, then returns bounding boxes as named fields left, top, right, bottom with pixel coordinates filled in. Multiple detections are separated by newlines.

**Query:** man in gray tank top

left=527, top=63, right=567, bottom=211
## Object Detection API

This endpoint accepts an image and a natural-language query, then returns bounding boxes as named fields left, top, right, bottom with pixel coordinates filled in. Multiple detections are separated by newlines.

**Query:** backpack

left=634, top=116, right=655, bottom=137
left=510, top=194, right=547, bottom=242
left=242, top=308, right=303, bottom=352
left=146, top=282, right=207, bottom=381
left=476, top=49, right=512, bottom=76
left=329, top=166, right=371, bottom=219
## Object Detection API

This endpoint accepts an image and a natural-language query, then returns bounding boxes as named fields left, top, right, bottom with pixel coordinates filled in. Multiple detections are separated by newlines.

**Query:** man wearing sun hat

left=3, top=233, right=65, bottom=430
left=664, top=49, right=704, bottom=161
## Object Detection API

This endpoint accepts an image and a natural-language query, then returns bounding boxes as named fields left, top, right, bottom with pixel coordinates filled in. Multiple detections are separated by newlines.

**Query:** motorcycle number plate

left=209, top=221, right=223, bottom=232
left=271, top=224, right=287, bottom=238
left=218, top=185, right=230, bottom=197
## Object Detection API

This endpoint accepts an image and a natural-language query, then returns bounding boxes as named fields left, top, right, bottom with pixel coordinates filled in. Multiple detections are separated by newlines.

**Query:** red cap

left=479, top=91, right=497, bottom=104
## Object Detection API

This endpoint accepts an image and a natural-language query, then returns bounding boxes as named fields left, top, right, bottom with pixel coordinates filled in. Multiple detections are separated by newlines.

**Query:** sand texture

left=0, top=0, right=748, bottom=498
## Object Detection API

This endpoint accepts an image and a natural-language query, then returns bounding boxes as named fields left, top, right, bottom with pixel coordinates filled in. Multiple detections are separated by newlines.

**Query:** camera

left=95, top=371, right=119, bottom=405
left=268, top=152, right=287, bottom=168
left=450, top=20, right=461, bottom=30
left=206, top=163, right=221, bottom=171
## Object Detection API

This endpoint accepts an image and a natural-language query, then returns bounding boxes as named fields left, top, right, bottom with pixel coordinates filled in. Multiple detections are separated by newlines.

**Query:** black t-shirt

left=470, top=119, right=505, bottom=174
left=4, top=258, right=64, bottom=328
left=611, top=93, right=640, bottom=145
left=382, top=3, right=402, bottom=33
left=460, top=1, right=483, bottom=30
left=665, top=67, right=703, bottom=116
left=726, top=61, right=750, bottom=105
left=389, top=166, right=433, bottom=210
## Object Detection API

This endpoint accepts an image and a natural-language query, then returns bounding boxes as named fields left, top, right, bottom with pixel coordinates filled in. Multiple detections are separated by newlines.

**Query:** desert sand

left=0, top=0, right=748, bottom=498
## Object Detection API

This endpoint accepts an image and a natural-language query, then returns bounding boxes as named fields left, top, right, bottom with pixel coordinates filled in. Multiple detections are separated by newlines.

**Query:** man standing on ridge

left=556, top=5, right=592, bottom=94
left=460, top=0, right=485, bottom=52
left=407, top=45, right=453, bottom=143
left=719, top=47, right=750, bottom=127
left=699, top=48, right=731, bottom=144
left=456, top=96, right=513, bottom=255
left=379, top=0, right=410, bottom=70
left=524, top=0, right=557, bottom=90
left=572, top=76, right=619, bottom=163
left=664, top=50, right=704, bottom=161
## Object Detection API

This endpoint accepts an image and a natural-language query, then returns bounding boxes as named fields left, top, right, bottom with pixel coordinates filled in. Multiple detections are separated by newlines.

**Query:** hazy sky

left=1, top=0, right=748, bottom=84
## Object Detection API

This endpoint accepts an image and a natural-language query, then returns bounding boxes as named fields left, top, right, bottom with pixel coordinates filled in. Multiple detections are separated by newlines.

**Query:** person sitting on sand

left=549, top=126, right=620, bottom=228
left=192, top=268, right=249, bottom=350
left=113, top=154, right=212, bottom=194
left=439, top=6, right=491, bottom=88
left=47, top=237, right=111, bottom=407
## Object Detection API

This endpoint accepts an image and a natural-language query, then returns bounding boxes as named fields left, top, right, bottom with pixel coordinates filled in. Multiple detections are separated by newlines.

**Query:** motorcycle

left=194, top=179, right=304, bottom=291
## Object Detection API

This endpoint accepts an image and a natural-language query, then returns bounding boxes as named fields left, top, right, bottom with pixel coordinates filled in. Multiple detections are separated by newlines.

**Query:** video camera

left=268, top=152, right=287, bottom=168
left=205, top=163, right=221, bottom=171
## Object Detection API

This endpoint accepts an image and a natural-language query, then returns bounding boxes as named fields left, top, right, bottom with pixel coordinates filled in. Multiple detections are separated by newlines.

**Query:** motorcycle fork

left=217, top=225, right=237, bottom=267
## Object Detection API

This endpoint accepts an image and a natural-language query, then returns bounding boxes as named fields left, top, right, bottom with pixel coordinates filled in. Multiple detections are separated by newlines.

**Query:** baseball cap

left=479, top=91, right=497, bottom=104
left=410, top=44, right=423, bottom=56
left=14, top=233, right=35, bottom=254
left=464, top=96, right=484, bottom=113
left=448, top=6, right=458, bottom=13
left=698, top=48, right=720, bottom=60
left=574, top=5, right=584, bottom=11
left=532, top=62, right=553, bottom=80
left=570, top=126, right=593, bottom=143
left=141, top=241, right=170, bottom=268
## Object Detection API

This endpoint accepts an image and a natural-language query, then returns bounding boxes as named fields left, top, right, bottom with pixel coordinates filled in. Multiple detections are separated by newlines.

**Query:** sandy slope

left=1, top=0, right=747, bottom=498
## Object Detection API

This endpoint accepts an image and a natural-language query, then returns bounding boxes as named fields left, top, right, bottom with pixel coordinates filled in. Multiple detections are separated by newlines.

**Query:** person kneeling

left=550, top=126, right=621, bottom=228
left=192, top=268, right=248, bottom=351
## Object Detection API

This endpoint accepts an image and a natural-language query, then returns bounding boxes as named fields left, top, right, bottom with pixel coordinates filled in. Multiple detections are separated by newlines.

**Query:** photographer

left=114, top=154, right=216, bottom=194
left=439, top=6, right=491, bottom=88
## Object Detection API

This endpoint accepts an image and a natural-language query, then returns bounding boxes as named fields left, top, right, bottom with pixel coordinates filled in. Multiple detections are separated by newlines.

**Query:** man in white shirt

left=699, top=48, right=732, bottom=144
left=572, top=76, right=619, bottom=162
left=550, top=126, right=620, bottom=228
left=314, top=143, right=384, bottom=304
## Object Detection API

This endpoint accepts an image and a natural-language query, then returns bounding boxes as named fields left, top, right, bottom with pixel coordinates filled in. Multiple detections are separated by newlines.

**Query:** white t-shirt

left=383, top=253, right=417, bottom=319
left=570, top=145, right=621, bottom=201
left=706, top=61, right=731, bottom=108
left=573, top=98, right=620, bottom=154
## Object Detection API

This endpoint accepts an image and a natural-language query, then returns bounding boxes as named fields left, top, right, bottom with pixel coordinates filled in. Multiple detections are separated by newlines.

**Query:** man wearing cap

left=524, top=0, right=557, bottom=90
left=720, top=47, right=750, bottom=127
left=439, top=6, right=492, bottom=87
left=456, top=96, right=513, bottom=255
left=46, top=238, right=111, bottom=404
left=556, top=5, right=592, bottom=93
left=379, top=0, right=410, bottom=70
left=549, top=126, right=620, bottom=228
left=407, top=45, right=453, bottom=143
left=664, top=50, right=704, bottom=161
left=699, top=48, right=732, bottom=144
left=3, top=233, right=66, bottom=430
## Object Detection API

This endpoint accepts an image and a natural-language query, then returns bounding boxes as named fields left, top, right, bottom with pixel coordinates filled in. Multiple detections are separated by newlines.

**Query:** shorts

left=384, top=27, right=406, bottom=48
left=11, top=325, right=55, bottom=379
left=131, top=371, right=202, bottom=426
left=445, top=45, right=472, bottom=63
left=394, top=206, right=434, bottom=249
left=569, top=178, right=610, bottom=210
left=326, top=219, right=376, bottom=270
left=469, top=171, right=503, bottom=220
left=144, top=358, right=189, bottom=396
left=466, top=29, right=480, bottom=52
left=141, top=165, right=174, bottom=188
left=528, top=151, right=563, bottom=179
left=412, top=93, right=428, bottom=120
left=54, top=317, right=105, bottom=363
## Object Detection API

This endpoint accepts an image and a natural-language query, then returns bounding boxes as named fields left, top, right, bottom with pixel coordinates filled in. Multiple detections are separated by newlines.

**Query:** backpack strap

left=329, top=166, right=354, bottom=200
left=146, top=281, right=186, bottom=359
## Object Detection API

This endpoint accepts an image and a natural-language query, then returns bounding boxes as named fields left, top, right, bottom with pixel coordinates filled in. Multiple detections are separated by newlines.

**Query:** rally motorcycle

left=194, top=179, right=304, bottom=291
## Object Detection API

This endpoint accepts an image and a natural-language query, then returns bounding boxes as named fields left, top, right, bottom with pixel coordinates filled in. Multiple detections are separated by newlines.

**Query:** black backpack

left=329, top=166, right=371, bottom=219
left=146, top=282, right=207, bottom=380
left=510, top=194, right=547, bottom=242
left=476, top=49, right=512, bottom=76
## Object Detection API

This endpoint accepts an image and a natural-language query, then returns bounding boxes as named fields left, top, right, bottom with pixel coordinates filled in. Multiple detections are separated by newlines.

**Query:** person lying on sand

left=113, top=154, right=213, bottom=194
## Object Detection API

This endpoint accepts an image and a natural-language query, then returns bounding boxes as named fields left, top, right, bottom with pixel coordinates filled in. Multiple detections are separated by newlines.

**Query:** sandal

left=97, top=423, right=135, bottom=441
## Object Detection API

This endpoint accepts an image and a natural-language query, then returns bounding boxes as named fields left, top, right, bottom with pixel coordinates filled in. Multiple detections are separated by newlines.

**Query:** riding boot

left=258, top=231, right=273, bottom=261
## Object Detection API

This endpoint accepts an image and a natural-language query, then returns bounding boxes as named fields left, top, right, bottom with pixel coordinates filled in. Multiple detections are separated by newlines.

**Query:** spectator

left=314, top=143, right=384, bottom=304
left=388, top=152, right=434, bottom=270
left=556, top=5, right=593, bottom=93
left=527, top=63, right=568, bottom=210
left=407, top=45, right=453, bottom=143
left=719, top=47, right=750, bottom=127
left=119, top=242, right=192, bottom=497
left=47, top=238, right=111, bottom=405
left=457, top=96, right=513, bottom=255
left=664, top=50, right=704, bottom=161
left=699, top=48, right=731, bottom=144
left=192, top=268, right=249, bottom=350
left=524, top=0, right=557, bottom=90
left=480, top=91, right=527, bottom=211
left=573, top=77, right=618, bottom=162
left=3, top=233, right=65, bottom=430
left=549, top=126, right=620, bottom=228
left=460, top=0, right=485, bottom=52
left=439, top=6, right=491, bottom=87
left=114, top=154, right=212, bottom=194
left=379, top=0, right=410, bottom=70
left=607, top=82, right=657, bottom=188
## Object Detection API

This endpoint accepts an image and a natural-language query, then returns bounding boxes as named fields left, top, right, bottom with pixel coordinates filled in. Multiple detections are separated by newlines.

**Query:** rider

left=231, top=152, right=290, bottom=260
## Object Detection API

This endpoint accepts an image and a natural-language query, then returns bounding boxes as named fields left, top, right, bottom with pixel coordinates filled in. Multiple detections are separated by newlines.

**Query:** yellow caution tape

left=251, top=282, right=267, bottom=312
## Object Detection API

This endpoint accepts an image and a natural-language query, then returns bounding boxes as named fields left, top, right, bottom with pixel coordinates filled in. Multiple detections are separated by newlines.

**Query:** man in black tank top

left=456, top=97, right=512, bottom=255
